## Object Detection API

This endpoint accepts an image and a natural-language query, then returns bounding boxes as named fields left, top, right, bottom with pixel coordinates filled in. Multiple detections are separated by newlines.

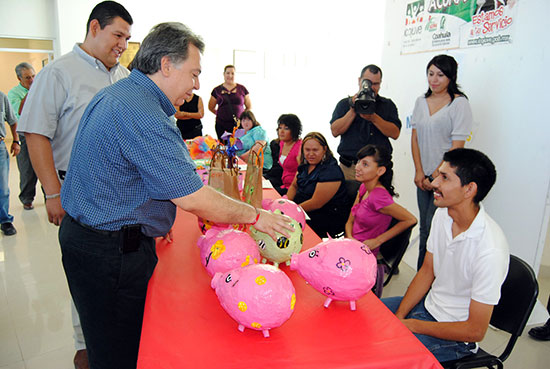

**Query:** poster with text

left=401, top=0, right=518, bottom=54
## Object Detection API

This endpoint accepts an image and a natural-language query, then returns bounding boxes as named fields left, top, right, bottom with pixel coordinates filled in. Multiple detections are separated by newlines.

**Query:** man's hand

left=10, top=142, right=20, bottom=156
left=359, top=112, right=380, bottom=122
left=46, top=197, right=66, bottom=226
left=253, top=209, right=294, bottom=241
left=158, top=229, right=174, bottom=243
left=400, top=318, right=420, bottom=333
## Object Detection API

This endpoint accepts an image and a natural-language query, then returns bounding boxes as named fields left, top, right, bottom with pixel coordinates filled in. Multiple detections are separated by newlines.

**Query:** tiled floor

left=1, top=155, right=550, bottom=368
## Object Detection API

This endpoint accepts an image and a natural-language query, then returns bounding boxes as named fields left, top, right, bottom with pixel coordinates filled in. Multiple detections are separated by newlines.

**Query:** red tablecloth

left=137, top=191, right=442, bottom=369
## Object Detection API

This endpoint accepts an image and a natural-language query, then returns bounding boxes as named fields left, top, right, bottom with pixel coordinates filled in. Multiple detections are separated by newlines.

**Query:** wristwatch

left=425, top=174, right=434, bottom=182
left=13, top=140, right=21, bottom=145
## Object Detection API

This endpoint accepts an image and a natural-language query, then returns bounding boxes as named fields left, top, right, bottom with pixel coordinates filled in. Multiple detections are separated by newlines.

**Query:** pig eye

left=277, top=237, right=289, bottom=249
left=225, top=274, right=232, bottom=283
left=309, top=250, right=319, bottom=258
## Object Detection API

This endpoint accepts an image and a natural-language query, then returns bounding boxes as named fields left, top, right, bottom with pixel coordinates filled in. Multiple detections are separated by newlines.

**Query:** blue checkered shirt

left=62, top=69, right=203, bottom=237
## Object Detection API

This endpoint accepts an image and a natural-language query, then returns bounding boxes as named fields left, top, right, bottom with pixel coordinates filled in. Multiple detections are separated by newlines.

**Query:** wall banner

left=401, top=0, right=518, bottom=54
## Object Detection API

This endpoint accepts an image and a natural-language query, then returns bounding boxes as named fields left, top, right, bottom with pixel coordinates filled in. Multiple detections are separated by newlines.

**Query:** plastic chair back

left=489, top=254, right=539, bottom=362
left=441, top=255, right=539, bottom=368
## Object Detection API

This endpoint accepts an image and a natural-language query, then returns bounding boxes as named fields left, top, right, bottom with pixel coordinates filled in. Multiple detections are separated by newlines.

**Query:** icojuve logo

left=428, top=0, right=469, bottom=12
left=404, top=0, right=425, bottom=37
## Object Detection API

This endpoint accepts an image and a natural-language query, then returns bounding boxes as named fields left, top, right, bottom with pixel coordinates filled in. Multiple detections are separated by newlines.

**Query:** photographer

left=330, top=65, right=401, bottom=181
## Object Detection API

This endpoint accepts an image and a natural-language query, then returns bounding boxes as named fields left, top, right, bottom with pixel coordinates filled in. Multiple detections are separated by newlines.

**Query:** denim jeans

left=382, top=296, right=476, bottom=362
left=59, top=216, right=158, bottom=369
left=416, top=187, right=437, bottom=270
left=0, top=141, right=14, bottom=224
left=15, top=135, right=38, bottom=204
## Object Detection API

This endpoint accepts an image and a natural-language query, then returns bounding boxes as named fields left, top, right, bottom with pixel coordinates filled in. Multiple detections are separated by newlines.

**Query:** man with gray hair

left=59, top=22, right=291, bottom=368
left=8, top=62, right=38, bottom=210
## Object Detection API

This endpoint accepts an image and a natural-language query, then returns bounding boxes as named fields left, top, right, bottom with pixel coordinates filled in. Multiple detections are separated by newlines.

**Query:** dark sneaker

left=1, top=223, right=17, bottom=236
left=23, top=203, right=34, bottom=210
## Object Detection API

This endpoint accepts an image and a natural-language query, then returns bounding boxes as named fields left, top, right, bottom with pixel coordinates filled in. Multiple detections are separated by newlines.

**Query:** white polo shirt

left=425, top=204, right=509, bottom=323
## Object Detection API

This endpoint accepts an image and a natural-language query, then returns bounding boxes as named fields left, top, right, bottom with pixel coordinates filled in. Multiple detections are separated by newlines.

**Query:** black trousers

left=59, top=216, right=157, bottom=369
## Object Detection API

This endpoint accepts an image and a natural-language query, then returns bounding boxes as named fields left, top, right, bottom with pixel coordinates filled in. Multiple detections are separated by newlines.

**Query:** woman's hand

left=422, top=177, right=434, bottom=191
left=414, top=171, right=425, bottom=190
left=364, top=238, right=382, bottom=250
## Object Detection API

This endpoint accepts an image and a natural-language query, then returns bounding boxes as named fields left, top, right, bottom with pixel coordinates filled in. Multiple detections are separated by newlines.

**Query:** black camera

left=349, top=79, right=376, bottom=114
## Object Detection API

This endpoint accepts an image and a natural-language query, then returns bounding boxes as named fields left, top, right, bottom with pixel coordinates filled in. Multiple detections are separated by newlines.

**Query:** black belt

left=69, top=216, right=146, bottom=253
left=339, top=156, right=357, bottom=167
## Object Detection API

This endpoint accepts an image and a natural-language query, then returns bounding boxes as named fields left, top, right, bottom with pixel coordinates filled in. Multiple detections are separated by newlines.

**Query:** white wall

left=381, top=0, right=550, bottom=272
left=51, top=0, right=386, bottom=150
left=0, top=0, right=56, bottom=39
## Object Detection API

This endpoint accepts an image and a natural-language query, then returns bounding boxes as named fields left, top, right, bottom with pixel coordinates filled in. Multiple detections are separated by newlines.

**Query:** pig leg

left=262, top=329, right=270, bottom=338
left=238, top=324, right=245, bottom=332
left=273, top=262, right=280, bottom=268
left=324, top=297, right=333, bottom=308
left=285, top=260, right=291, bottom=266
left=350, top=301, right=356, bottom=311
left=261, top=258, right=267, bottom=264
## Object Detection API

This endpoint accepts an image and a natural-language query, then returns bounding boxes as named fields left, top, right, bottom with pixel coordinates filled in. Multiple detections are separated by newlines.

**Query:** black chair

left=344, top=179, right=361, bottom=204
left=441, top=255, right=539, bottom=369
left=372, top=218, right=416, bottom=297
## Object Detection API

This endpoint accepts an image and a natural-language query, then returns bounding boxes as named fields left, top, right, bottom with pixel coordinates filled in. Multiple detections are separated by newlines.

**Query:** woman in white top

left=411, top=54, right=473, bottom=270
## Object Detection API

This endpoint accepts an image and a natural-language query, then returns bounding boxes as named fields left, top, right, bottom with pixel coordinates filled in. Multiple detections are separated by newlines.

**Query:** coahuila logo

left=404, top=0, right=425, bottom=37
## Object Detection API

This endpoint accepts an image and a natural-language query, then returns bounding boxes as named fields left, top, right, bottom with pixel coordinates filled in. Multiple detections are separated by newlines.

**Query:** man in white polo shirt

left=383, top=148, right=509, bottom=362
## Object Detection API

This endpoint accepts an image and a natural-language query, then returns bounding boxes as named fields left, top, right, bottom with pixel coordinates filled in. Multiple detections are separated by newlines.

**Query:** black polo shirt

left=330, top=95, right=401, bottom=159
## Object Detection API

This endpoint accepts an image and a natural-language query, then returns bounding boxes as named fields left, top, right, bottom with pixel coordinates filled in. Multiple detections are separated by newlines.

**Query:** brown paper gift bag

left=242, top=142, right=265, bottom=208
left=208, top=145, right=241, bottom=200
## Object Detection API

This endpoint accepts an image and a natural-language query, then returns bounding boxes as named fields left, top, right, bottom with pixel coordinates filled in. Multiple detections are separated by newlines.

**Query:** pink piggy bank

left=211, top=264, right=296, bottom=337
left=262, top=198, right=306, bottom=230
left=197, top=228, right=260, bottom=276
left=197, top=217, right=247, bottom=235
left=290, top=238, right=376, bottom=311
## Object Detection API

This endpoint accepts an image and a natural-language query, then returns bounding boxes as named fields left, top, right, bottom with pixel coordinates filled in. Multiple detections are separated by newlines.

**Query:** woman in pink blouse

left=345, top=144, right=416, bottom=256
left=266, top=114, right=302, bottom=195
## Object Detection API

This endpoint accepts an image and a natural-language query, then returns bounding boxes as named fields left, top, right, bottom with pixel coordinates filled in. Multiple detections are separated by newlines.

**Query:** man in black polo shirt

left=330, top=64, right=401, bottom=181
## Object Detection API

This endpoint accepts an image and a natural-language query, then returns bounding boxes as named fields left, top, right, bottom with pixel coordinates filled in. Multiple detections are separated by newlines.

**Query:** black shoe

left=528, top=319, right=550, bottom=341
left=1, top=223, right=17, bottom=236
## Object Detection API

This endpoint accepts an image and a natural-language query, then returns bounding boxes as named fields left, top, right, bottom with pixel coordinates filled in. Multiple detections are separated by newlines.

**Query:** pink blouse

left=351, top=185, right=393, bottom=256
left=279, top=139, right=301, bottom=189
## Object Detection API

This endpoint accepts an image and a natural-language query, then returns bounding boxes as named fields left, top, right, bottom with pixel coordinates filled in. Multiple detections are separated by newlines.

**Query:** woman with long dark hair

left=411, top=54, right=473, bottom=269
left=345, top=144, right=416, bottom=256
left=287, top=132, right=348, bottom=238
left=265, top=114, right=302, bottom=195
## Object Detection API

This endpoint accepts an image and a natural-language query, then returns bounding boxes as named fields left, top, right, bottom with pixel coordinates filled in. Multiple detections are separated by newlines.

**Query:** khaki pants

left=340, top=162, right=357, bottom=181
